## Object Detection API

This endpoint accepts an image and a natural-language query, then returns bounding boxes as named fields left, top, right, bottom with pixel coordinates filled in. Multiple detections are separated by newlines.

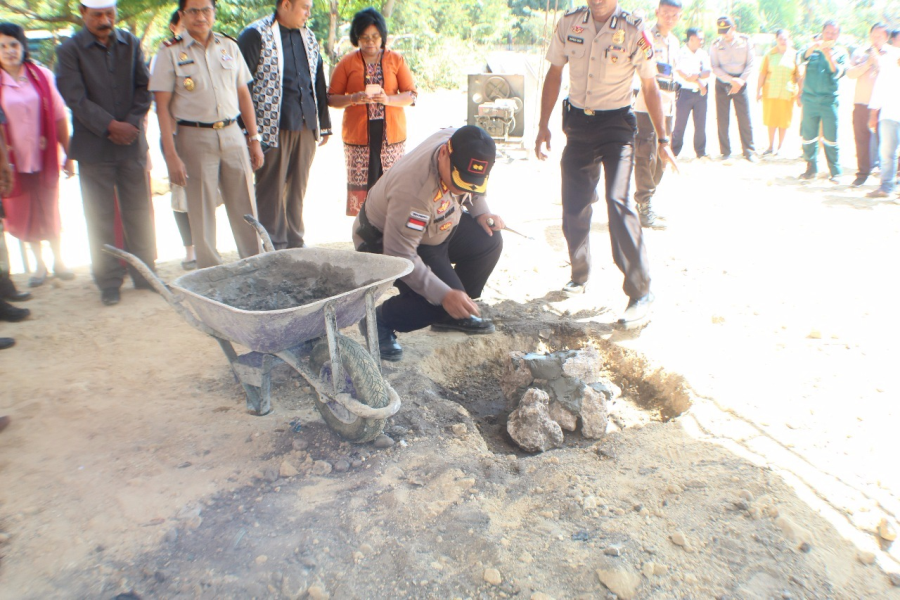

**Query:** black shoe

left=617, top=293, right=654, bottom=330
left=0, top=298, right=30, bottom=322
left=745, top=153, right=759, bottom=163
left=851, top=175, right=868, bottom=188
left=431, top=315, right=496, bottom=335
left=0, top=277, right=31, bottom=301
left=799, top=163, right=817, bottom=180
left=563, top=280, right=588, bottom=295
left=638, top=204, right=667, bottom=230
left=359, top=312, right=402, bottom=362
left=101, top=288, right=121, bottom=306
left=0, top=338, right=14, bottom=350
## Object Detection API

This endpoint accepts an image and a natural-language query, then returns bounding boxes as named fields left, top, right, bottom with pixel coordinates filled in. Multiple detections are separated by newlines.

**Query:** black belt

left=564, top=99, right=629, bottom=117
left=176, top=118, right=237, bottom=129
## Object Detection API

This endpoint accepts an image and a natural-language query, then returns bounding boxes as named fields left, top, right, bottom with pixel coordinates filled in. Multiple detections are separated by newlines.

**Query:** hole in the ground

left=423, top=324, right=693, bottom=456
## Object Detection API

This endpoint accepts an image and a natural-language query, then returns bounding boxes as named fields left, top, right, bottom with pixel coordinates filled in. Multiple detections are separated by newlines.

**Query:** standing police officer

left=150, top=0, right=264, bottom=269
left=535, top=0, right=676, bottom=330
left=633, top=0, right=683, bottom=230
left=709, top=16, right=757, bottom=162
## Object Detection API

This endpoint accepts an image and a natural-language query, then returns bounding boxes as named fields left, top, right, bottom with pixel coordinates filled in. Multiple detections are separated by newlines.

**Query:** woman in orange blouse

left=328, top=8, right=416, bottom=216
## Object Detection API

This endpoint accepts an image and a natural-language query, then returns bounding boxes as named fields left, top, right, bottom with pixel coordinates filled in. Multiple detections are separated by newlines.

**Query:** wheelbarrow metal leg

left=323, top=302, right=344, bottom=395
left=253, top=354, right=274, bottom=415
left=364, top=288, right=382, bottom=374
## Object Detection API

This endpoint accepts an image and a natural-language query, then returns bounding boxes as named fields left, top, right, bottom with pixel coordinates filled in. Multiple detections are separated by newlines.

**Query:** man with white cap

left=56, top=0, right=157, bottom=307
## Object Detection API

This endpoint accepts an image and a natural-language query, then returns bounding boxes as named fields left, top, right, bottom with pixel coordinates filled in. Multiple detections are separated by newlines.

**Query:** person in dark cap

left=352, top=125, right=505, bottom=361
left=709, top=15, right=757, bottom=161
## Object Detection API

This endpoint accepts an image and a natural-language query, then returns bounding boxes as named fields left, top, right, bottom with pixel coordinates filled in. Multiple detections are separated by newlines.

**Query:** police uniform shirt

left=633, top=24, right=680, bottom=115
left=356, top=128, right=491, bottom=306
left=545, top=6, right=656, bottom=111
left=149, top=33, right=253, bottom=123
left=710, top=34, right=754, bottom=83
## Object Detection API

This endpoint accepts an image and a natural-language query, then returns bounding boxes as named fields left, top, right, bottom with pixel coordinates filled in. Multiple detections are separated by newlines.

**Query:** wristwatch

left=658, top=137, right=670, bottom=144
left=248, top=133, right=262, bottom=143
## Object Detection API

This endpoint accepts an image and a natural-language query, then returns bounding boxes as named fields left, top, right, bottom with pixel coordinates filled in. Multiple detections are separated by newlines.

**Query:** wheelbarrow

left=103, top=216, right=413, bottom=443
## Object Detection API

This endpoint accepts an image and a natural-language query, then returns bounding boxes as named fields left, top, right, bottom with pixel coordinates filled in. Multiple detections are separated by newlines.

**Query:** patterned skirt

left=344, top=119, right=405, bottom=216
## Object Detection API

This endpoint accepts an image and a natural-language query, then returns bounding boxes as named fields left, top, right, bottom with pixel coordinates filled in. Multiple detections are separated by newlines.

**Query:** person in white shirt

left=866, top=44, right=900, bottom=199
left=672, top=27, right=710, bottom=158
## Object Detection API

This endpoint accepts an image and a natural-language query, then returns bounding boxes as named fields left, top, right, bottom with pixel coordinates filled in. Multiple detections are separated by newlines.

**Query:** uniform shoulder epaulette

left=619, top=10, right=643, bottom=29
left=162, top=35, right=182, bottom=48
left=215, top=32, right=238, bottom=44
left=564, top=6, right=587, bottom=16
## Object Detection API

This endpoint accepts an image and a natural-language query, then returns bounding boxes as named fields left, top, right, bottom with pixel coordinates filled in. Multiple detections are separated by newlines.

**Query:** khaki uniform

left=149, top=33, right=260, bottom=269
left=633, top=24, right=679, bottom=212
left=544, top=5, right=655, bottom=300
left=352, top=129, right=502, bottom=333
left=710, top=34, right=756, bottom=157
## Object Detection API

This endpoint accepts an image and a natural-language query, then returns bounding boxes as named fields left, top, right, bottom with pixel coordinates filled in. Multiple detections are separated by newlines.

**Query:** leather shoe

left=0, top=277, right=31, bottom=301
left=563, top=280, right=587, bottom=295
left=0, top=338, right=14, bottom=350
left=851, top=175, right=868, bottom=188
left=0, top=298, right=30, bottom=322
left=617, top=293, right=654, bottom=330
left=101, top=288, right=121, bottom=306
left=799, top=164, right=817, bottom=180
left=359, top=312, right=402, bottom=362
left=431, top=315, right=495, bottom=335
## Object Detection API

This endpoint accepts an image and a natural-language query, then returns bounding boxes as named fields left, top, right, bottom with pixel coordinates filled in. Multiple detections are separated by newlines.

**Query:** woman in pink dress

left=0, top=23, right=74, bottom=287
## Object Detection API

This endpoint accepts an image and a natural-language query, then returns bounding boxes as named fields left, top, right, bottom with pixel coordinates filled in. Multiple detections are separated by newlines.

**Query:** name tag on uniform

left=567, top=36, right=584, bottom=44
left=177, top=59, right=195, bottom=66
left=407, top=211, right=429, bottom=231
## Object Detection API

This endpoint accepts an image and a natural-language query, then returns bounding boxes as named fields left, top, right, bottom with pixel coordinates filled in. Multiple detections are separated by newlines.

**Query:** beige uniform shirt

left=352, top=129, right=490, bottom=306
left=634, top=24, right=680, bottom=115
left=149, top=33, right=252, bottom=123
left=710, top=35, right=754, bottom=83
left=546, top=5, right=656, bottom=111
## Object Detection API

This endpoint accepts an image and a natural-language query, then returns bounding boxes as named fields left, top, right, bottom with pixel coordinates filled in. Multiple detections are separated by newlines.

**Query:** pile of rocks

left=501, top=347, right=621, bottom=452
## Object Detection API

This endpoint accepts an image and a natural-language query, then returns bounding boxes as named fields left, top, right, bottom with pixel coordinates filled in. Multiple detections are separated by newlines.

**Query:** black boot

left=0, top=276, right=31, bottom=301
left=0, top=298, right=30, bottom=322
left=359, top=307, right=402, bottom=362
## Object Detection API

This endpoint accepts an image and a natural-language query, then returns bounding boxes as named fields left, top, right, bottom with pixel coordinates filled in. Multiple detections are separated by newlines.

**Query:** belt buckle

left=584, top=109, right=595, bottom=116
left=212, top=121, right=225, bottom=130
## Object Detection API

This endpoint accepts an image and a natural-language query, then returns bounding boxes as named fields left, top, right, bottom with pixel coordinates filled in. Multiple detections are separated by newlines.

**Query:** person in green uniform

left=798, top=21, right=848, bottom=182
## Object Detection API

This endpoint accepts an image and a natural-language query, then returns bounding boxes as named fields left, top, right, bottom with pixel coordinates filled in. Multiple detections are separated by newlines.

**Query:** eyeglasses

left=358, top=35, right=381, bottom=43
left=183, top=7, right=214, bottom=18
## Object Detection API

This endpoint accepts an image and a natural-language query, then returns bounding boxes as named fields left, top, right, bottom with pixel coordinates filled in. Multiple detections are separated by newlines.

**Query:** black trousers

left=380, top=212, right=502, bottom=333
left=715, top=79, right=755, bottom=157
left=634, top=112, right=673, bottom=206
left=79, top=159, right=157, bottom=291
left=672, top=88, right=708, bottom=157
left=173, top=211, right=192, bottom=247
left=560, top=105, right=649, bottom=299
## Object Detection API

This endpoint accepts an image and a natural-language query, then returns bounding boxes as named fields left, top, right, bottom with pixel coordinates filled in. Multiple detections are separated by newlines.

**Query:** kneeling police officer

left=353, top=126, right=505, bottom=361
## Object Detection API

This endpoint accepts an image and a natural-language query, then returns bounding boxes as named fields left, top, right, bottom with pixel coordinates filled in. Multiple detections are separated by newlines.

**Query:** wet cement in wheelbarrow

left=198, top=260, right=378, bottom=311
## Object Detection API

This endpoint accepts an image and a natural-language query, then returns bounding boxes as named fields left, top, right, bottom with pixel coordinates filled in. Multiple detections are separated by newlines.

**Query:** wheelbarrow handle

left=243, top=214, right=276, bottom=254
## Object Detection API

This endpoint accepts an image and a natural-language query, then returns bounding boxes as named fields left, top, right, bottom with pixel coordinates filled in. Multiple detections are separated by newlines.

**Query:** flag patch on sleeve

left=407, top=211, right=429, bottom=231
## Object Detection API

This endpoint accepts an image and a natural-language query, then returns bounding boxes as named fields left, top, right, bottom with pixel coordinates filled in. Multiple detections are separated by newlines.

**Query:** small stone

left=255, top=555, right=268, bottom=565
left=877, top=518, right=897, bottom=542
left=807, top=329, right=822, bottom=339
left=507, top=389, right=564, bottom=453
left=307, top=584, right=329, bottom=600
left=373, top=434, right=395, bottom=449
left=311, top=461, right=333, bottom=476
left=670, top=531, right=692, bottom=551
left=519, top=552, right=534, bottom=564
left=579, top=386, right=608, bottom=439
left=262, top=467, right=279, bottom=482
left=889, top=573, right=900, bottom=587
left=352, top=551, right=364, bottom=563
left=0, top=533, right=10, bottom=545
left=451, top=423, right=467, bottom=436
left=684, top=573, right=699, bottom=584
left=279, top=461, right=299, bottom=478
left=858, top=551, right=876, bottom=565
left=596, top=567, right=641, bottom=599
left=292, top=439, right=309, bottom=452
left=501, top=351, right=535, bottom=402
left=653, top=564, right=668, bottom=576
left=333, top=459, right=350, bottom=473
left=712, top=315, right=725, bottom=324
left=799, top=542, right=812, bottom=553
left=776, top=516, right=812, bottom=549
left=641, top=562, right=655, bottom=578
left=603, top=546, right=621, bottom=557
left=164, top=528, right=178, bottom=544
left=350, top=459, right=364, bottom=468
left=549, top=401, right=578, bottom=432
left=739, top=490, right=753, bottom=502
left=483, top=567, right=502, bottom=586
left=531, top=593, right=554, bottom=600
left=538, top=328, right=552, bottom=339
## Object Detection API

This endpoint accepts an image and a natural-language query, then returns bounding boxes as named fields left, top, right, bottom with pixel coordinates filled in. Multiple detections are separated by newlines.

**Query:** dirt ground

left=2, top=86, right=900, bottom=599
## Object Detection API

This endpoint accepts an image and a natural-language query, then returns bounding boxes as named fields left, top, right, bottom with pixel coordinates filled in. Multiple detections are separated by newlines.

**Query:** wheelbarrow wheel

left=310, top=334, right=389, bottom=443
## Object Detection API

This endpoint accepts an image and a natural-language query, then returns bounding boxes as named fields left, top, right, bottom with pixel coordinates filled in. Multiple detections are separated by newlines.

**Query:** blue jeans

left=878, top=119, right=900, bottom=193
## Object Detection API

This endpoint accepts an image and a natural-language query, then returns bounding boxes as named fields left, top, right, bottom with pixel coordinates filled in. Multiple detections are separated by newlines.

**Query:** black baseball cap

left=717, top=16, right=734, bottom=34
left=447, top=126, right=496, bottom=194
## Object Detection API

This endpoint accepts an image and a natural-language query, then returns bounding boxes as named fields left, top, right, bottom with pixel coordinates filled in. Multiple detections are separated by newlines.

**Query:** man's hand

left=0, top=161, right=14, bottom=196
left=318, top=134, right=330, bottom=147
left=165, top=152, right=188, bottom=187
left=108, top=121, right=139, bottom=145
left=700, top=84, right=708, bottom=97
left=63, top=158, right=75, bottom=178
left=442, top=289, right=480, bottom=319
left=658, top=142, right=679, bottom=174
left=248, top=141, right=264, bottom=170
left=729, top=78, right=745, bottom=95
left=534, top=125, right=552, bottom=160
left=476, top=213, right=505, bottom=236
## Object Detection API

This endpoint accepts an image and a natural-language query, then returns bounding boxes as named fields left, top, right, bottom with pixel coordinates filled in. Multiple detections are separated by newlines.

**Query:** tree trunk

left=383, top=0, right=397, bottom=19
left=327, top=0, right=339, bottom=60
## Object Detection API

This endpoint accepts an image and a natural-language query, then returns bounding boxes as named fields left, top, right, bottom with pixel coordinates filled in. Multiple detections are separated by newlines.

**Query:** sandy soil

left=2, top=86, right=900, bottom=599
